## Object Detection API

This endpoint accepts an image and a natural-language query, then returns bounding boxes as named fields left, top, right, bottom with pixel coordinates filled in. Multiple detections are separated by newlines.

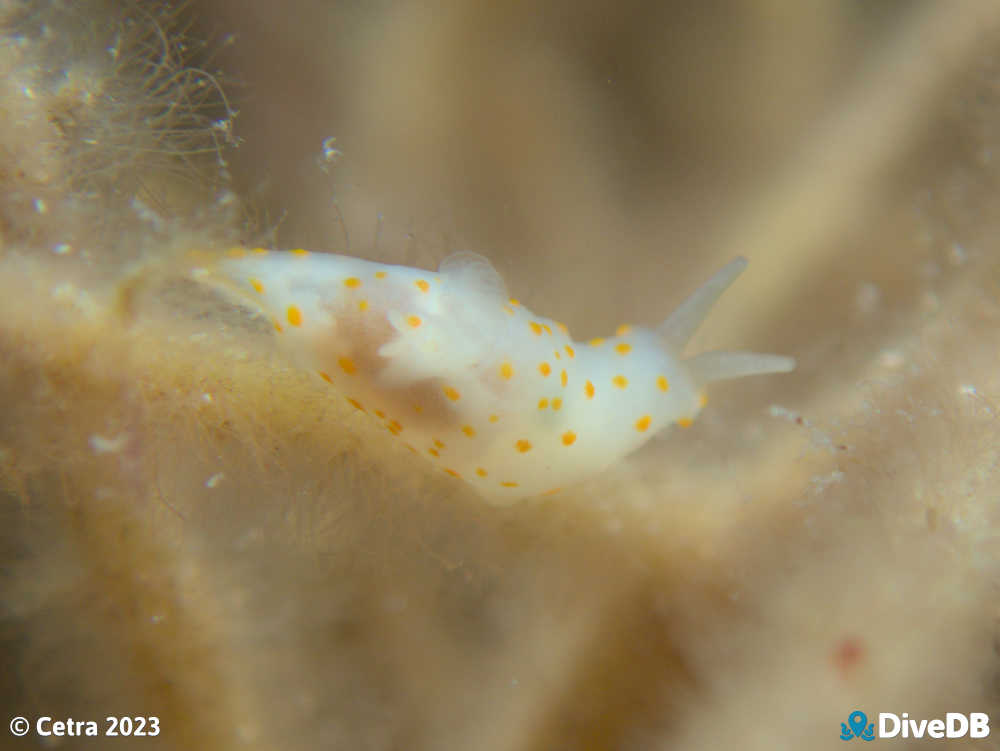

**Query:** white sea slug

left=204, top=248, right=794, bottom=503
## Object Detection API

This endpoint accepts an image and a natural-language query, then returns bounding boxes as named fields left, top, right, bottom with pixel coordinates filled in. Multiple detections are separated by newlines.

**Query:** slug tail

left=686, top=350, right=795, bottom=385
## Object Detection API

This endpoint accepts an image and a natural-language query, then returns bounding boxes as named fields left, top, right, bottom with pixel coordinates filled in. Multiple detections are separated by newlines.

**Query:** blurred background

left=2, top=1, right=1000, bottom=749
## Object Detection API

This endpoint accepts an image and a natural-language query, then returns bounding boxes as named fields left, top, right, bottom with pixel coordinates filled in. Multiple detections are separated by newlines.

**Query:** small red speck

left=795, top=416, right=805, bottom=426
left=832, top=637, right=865, bottom=677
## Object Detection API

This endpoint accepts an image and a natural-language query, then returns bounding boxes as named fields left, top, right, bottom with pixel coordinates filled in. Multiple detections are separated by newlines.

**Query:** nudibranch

left=200, top=249, right=794, bottom=503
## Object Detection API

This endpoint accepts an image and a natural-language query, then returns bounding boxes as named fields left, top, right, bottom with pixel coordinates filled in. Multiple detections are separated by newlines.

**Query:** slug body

left=205, top=249, right=794, bottom=503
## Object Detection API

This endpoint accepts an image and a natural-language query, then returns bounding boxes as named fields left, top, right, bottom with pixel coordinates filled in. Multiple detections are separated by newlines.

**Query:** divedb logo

left=840, top=710, right=990, bottom=741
